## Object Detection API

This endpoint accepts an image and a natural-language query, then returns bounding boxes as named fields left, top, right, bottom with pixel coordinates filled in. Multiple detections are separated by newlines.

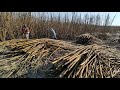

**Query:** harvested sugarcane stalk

left=52, top=44, right=120, bottom=78
left=75, top=33, right=104, bottom=45
left=0, top=38, right=75, bottom=78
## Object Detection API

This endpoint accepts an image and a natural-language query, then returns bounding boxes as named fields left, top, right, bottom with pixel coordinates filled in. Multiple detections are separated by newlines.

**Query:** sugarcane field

left=1, top=12, right=120, bottom=78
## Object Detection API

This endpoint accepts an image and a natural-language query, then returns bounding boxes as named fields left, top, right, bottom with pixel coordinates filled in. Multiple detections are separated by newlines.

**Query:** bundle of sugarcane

left=52, top=44, right=120, bottom=78
left=75, top=34, right=104, bottom=45
left=0, top=38, right=76, bottom=78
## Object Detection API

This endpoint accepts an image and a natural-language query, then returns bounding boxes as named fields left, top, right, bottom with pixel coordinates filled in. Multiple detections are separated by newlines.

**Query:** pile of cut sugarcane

left=52, top=44, right=120, bottom=78
left=75, top=33, right=104, bottom=45
left=0, top=38, right=75, bottom=78
left=0, top=38, right=120, bottom=78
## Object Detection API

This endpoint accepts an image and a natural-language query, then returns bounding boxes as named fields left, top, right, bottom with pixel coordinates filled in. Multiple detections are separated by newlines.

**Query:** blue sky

left=33, top=12, right=120, bottom=26
left=53, top=12, right=120, bottom=26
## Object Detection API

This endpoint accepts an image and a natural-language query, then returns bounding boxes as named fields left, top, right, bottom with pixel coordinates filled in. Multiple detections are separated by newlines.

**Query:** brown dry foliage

left=0, top=12, right=117, bottom=41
